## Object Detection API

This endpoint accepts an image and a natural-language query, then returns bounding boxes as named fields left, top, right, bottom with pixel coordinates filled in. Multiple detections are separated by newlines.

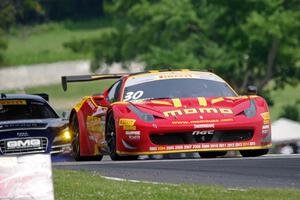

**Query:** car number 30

left=124, top=91, right=144, bottom=101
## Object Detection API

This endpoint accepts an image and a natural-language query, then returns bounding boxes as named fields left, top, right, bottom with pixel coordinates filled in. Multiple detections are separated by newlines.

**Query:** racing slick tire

left=239, top=149, right=269, bottom=157
left=199, top=151, right=227, bottom=158
left=70, top=114, right=103, bottom=161
left=106, top=113, right=138, bottom=161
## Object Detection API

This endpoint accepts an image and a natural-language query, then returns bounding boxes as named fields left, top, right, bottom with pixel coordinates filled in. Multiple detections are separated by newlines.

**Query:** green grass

left=53, top=169, right=300, bottom=200
left=269, top=84, right=300, bottom=120
left=2, top=19, right=114, bottom=66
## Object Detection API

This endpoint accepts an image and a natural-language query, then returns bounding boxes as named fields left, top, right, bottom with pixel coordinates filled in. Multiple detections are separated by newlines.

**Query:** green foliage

left=66, top=0, right=300, bottom=93
left=279, top=103, right=299, bottom=121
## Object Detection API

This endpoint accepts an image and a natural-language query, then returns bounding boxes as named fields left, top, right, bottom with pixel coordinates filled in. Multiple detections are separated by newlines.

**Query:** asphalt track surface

left=53, top=154, right=300, bottom=189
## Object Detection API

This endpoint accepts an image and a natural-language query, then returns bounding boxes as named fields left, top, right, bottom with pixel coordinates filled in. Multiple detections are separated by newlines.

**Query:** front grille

left=0, top=137, right=48, bottom=155
left=150, top=130, right=254, bottom=145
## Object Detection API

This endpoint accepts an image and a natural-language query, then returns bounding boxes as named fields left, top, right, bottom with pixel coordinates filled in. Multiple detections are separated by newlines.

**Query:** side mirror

left=93, top=95, right=109, bottom=107
left=247, top=85, right=257, bottom=95
left=62, top=111, right=70, bottom=120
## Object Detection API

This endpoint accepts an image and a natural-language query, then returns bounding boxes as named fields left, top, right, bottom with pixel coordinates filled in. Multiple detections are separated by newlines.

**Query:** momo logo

left=163, top=108, right=233, bottom=117
left=6, top=139, right=41, bottom=149
left=192, top=130, right=214, bottom=136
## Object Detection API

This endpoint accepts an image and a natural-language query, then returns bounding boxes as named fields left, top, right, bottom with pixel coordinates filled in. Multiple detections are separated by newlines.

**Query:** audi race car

left=62, top=70, right=271, bottom=161
left=0, top=93, right=71, bottom=155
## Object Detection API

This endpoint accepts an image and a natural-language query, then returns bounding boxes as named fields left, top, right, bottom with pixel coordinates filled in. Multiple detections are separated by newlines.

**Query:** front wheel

left=70, top=114, right=103, bottom=161
left=106, top=114, right=138, bottom=161
left=240, top=149, right=269, bottom=157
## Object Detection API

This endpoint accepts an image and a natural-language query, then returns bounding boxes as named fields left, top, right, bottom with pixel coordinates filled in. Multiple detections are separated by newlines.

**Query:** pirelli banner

left=0, top=154, right=54, bottom=200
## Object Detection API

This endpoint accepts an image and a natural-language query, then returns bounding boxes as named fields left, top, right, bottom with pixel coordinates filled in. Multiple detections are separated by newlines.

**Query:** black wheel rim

left=71, top=116, right=80, bottom=156
left=106, top=117, right=117, bottom=155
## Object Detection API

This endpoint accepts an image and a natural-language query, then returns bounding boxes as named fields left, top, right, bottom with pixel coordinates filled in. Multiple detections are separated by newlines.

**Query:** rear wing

left=61, top=74, right=127, bottom=91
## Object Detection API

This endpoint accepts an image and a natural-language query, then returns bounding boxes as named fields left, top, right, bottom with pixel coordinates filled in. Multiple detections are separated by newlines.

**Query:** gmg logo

left=7, top=139, right=41, bottom=149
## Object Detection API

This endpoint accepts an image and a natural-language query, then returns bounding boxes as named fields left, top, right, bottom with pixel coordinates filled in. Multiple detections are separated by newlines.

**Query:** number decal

left=124, top=91, right=144, bottom=101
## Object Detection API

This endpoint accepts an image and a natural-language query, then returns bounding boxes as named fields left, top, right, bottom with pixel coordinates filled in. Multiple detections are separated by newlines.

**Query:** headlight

left=128, top=105, right=154, bottom=122
left=244, top=100, right=256, bottom=118
left=62, top=129, right=71, bottom=141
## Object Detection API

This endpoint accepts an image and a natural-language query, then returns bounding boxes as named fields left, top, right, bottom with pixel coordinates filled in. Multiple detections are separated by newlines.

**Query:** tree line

left=0, top=0, right=299, bottom=119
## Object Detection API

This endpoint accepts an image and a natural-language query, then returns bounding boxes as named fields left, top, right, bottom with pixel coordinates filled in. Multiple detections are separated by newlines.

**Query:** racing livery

left=62, top=70, right=271, bottom=161
left=0, top=93, right=71, bottom=155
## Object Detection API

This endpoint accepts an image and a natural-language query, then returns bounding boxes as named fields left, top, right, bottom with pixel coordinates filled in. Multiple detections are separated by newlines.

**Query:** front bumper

left=115, top=117, right=272, bottom=155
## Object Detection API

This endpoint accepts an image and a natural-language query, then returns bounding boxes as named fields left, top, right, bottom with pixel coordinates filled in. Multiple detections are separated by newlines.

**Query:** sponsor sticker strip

left=149, top=142, right=257, bottom=151
left=0, top=100, right=26, bottom=105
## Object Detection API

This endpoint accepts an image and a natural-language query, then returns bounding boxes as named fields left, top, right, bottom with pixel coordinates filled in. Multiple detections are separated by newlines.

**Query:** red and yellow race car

left=61, top=70, right=271, bottom=161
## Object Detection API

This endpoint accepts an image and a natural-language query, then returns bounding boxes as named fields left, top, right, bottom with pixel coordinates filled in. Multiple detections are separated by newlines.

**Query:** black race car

left=0, top=93, right=71, bottom=155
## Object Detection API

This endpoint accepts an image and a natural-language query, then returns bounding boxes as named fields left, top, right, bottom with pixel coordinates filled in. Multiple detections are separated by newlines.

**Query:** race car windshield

left=123, top=78, right=237, bottom=101
left=0, top=99, right=58, bottom=121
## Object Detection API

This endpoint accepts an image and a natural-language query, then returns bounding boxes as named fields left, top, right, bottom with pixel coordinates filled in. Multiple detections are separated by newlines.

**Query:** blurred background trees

left=0, top=0, right=299, bottom=120
left=69, top=0, right=300, bottom=93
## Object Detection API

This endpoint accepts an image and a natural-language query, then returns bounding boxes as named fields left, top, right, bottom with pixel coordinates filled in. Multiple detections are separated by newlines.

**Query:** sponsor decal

left=128, top=135, right=140, bottom=140
left=87, top=100, right=96, bottom=110
left=163, top=107, right=233, bottom=117
left=194, top=124, right=215, bottom=129
left=262, top=130, right=269, bottom=134
left=122, top=125, right=136, bottom=131
left=261, top=112, right=270, bottom=120
left=119, top=119, right=136, bottom=126
left=125, top=131, right=140, bottom=135
left=192, top=130, right=214, bottom=135
left=6, top=139, right=41, bottom=149
left=149, top=142, right=258, bottom=152
left=158, top=74, right=193, bottom=79
left=0, top=100, right=26, bottom=105
left=119, top=118, right=137, bottom=131
left=262, top=124, right=270, bottom=129
left=16, top=132, right=29, bottom=137
left=261, top=112, right=270, bottom=124
left=86, top=116, right=102, bottom=133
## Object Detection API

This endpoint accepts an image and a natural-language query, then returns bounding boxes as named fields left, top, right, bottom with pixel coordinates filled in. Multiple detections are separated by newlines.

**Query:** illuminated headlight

left=128, top=105, right=154, bottom=122
left=61, top=129, right=71, bottom=141
left=244, top=100, right=256, bottom=118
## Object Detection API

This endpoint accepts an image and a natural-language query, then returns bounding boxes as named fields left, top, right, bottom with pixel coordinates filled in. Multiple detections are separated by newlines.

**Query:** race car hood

left=130, top=96, right=255, bottom=121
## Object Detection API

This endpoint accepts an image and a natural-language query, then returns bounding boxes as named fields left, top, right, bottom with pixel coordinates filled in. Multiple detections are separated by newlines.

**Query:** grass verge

left=53, top=169, right=300, bottom=200
left=2, top=19, right=116, bottom=66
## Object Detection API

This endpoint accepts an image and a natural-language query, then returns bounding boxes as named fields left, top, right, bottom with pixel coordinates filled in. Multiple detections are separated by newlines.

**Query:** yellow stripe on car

left=172, top=98, right=182, bottom=107
left=197, top=97, right=207, bottom=106
left=211, top=97, right=224, bottom=104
